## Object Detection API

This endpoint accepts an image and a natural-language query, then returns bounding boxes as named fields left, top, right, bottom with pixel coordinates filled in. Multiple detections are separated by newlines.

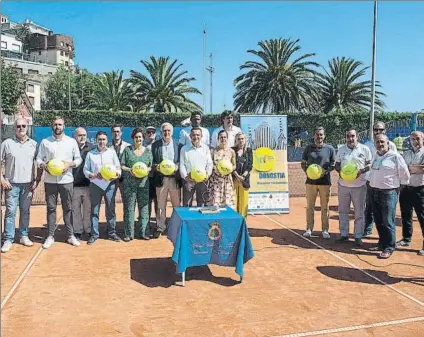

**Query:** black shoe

left=153, top=231, right=162, bottom=239
left=336, top=236, right=349, bottom=243
left=87, top=236, right=97, bottom=245
left=109, top=234, right=122, bottom=242
left=355, top=238, right=363, bottom=247
left=74, top=233, right=82, bottom=240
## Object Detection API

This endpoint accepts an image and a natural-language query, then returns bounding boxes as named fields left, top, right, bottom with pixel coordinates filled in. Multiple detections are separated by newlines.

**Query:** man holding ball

left=36, top=116, right=82, bottom=249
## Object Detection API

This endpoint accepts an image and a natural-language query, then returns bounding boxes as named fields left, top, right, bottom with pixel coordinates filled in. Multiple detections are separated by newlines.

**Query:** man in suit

left=151, top=123, right=182, bottom=238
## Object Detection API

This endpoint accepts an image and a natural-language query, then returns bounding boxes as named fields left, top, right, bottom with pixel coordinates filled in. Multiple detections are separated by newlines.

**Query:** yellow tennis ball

left=132, top=162, right=149, bottom=178
left=158, top=159, right=175, bottom=176
left=340, top=163, right=358, bottom=182
left=100, top=164, right=118, bottom=180
left=306, top=164, right=323, bottom=180
left=253, top=147, right=276, bottom=172
left=191, top=167, right=207, bottom=183
left=217, top=159, right=233, bottom=176
left=47, top=159, right=65, bottom=176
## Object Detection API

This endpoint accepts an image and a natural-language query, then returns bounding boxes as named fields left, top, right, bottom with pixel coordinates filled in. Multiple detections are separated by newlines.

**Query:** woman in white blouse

left=368, top=134, right=410, bottom=259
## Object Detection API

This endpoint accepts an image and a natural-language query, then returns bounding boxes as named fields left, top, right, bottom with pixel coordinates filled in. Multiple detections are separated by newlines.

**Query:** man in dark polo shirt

left=72, top=127, right=94, bottom=240
left=301, top=126, right=336, bottom=239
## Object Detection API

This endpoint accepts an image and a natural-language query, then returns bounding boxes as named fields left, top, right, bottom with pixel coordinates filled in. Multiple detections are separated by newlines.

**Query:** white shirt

left=179, top=143, right=213, bottom=179
left=403, top=147, right=424, bottom=187
left=365, top=140, right=397, bottom=156
left=36, top=135, right=82, bottom=184
left=83, top=147, right=121, bottom=190
left=211, top=125, right=242, bottom=148
left=368, top=150, right=410, bottom=189
left=179, top=126, right=210, bottom=146
left=336, top=143, right=372, bottom=187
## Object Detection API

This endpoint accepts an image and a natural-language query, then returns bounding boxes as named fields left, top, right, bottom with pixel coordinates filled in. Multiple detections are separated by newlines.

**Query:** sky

left=2, top=1, right=424, bottom=113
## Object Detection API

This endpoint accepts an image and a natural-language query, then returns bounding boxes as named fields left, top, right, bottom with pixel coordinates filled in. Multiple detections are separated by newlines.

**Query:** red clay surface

left=1, top=197, right=423, bottom=337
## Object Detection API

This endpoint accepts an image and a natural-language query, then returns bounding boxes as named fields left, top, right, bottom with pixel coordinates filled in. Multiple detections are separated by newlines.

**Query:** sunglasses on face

left=16, top=124, right=27, bottom=129
left=374, top=128, right=384, bottom=132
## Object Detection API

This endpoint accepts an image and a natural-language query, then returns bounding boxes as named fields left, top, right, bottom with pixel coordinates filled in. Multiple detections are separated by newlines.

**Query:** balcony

left=1, top=49, right=58, bottom=66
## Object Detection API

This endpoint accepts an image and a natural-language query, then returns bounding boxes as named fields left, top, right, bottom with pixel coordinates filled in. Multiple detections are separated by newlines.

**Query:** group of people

left=1, top=111, right=253, bottom=252
left=301, top=121, right=424, bottom=259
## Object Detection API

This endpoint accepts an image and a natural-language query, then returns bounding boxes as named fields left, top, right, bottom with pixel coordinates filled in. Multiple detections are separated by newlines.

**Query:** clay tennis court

left=1, top=197, right=423, bottom=337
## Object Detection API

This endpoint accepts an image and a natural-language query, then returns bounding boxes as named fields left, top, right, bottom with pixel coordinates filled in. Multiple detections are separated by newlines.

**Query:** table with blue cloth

left=167, top=206, right=254, bottom=286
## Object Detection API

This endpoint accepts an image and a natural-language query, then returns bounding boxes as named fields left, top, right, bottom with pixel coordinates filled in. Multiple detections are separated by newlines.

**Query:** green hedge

left=34, top=110, right=414, bottom=146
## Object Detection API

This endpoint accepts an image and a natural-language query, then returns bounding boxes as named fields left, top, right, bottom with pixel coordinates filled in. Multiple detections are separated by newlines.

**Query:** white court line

left=264, top=215, right=424, bottom=308
left=1, top=245, right=43, bottom=310
left=273, top=316, right=424, bottom=337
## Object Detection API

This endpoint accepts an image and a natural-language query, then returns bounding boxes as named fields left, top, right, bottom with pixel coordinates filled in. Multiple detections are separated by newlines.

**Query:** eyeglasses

left=16, top=125, right=27, bottom=129
left=147, top=130, right=155, bottom=134
left=374, top=128, right=385, bottom=132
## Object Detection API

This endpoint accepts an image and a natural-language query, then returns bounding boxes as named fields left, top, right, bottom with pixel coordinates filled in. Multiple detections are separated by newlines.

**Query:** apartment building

left=1, top=15, right=76, bottom=114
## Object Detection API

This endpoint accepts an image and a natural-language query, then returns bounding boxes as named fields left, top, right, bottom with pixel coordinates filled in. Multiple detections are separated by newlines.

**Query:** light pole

left=68, top=54, right=71, bottom=111
left=202, top=24, right=207, bottom=114
left=369, top=0, right=378, bottom=141
left=206, top=53, right=214, bottom=114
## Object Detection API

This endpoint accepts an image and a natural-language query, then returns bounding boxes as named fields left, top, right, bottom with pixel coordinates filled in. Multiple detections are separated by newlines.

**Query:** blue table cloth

left=167, top=206, right=254, bottom=278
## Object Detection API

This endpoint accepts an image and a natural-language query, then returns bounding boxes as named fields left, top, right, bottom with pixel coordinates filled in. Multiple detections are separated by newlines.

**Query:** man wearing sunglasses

left=363, top=121, right=398, bottom=237
left=1, top=118, right=43, bottom=253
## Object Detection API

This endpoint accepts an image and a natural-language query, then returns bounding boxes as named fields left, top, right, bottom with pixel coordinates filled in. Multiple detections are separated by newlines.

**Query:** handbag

left=241, top=173, right=250, bottom=189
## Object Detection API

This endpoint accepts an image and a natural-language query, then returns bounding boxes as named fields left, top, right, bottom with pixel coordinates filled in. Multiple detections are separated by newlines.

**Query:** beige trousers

left=156, top=177, right=181, bottom=232
left=305, top=184, right=331, bottom=231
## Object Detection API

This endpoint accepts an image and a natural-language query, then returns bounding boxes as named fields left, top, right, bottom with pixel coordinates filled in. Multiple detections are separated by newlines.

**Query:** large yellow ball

left=191, top=167, right=207, bottom=183
left=217, top=159, right=233, bottom=176
left=132, top=162, right=149, bottom=178
left=100, top=164, right=118, bottom=180
left=306, top=164, right=323, bottom=180
left=47, top=159, right=65, bottom=176
left=158, top=159, right=176, bottom=176
left=340, top=163, right=358, bottom=182
left=253, top=147, right=276, bottom=172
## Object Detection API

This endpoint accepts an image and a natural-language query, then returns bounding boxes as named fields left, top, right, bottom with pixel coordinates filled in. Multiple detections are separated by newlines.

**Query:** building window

left=1, top=41, right=6, bottom=49
left=11, top=44, right=20, bottom=52
left=27, top=84, right=35, bottom=93
left=60, top=41, right=64, bottom=47
left=65, top=61, right=69, bottom=66
left=15, top=67, right=23, bottom=74
left=28, top=69, right=39, bottom=74
left=28, top=96, right=35, bottom=105
left=48, top=72, right=53, bottom=75
left=38, top=51, right=41, bottom=55
left=60, top=51, right=64, bottom=56
left=65, top=52, right=68, bottom=57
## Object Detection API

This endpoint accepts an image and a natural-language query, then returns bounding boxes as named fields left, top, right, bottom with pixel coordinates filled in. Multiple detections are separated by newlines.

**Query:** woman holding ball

left=120, top=127, right=153, bottom=241
left=207, top=130, right=236, bottom=208
left=83, top=131, right=122, bottom=244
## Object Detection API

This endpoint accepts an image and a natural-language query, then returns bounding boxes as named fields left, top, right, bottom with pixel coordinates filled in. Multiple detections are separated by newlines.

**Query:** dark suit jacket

left=151, top=139, right=183, bottom=188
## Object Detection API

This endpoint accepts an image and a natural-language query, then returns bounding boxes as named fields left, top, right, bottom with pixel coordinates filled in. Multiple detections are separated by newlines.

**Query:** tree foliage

left=129, top=56, right=202, bottom=113
left=0, top=60, right=26, bottom=115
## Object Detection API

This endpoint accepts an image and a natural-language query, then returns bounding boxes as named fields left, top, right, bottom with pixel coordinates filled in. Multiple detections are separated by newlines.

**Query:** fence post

left=410, top=112, right=417, bottom=133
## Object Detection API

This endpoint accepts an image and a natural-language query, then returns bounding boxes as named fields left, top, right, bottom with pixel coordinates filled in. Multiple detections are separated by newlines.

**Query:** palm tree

left=90, top=70, right=132, bottom=111
left=315, top=57, right=385, bottom=114
left=233, top=38, right=319, bottom=114
left=128, top=56, right=202, bottom=113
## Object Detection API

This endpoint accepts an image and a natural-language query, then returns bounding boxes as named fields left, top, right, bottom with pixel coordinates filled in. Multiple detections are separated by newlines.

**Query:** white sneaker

left=303, top=229, right=312, bottom=237
left=42, top=236, right=55, bottom=249
left=67, top=235, right=81, bottom=247
left=322, top=231, right=331, bottom=239
left=20, top=236, right=33, bottom=247
left=1, top=240, right=13, bottom=253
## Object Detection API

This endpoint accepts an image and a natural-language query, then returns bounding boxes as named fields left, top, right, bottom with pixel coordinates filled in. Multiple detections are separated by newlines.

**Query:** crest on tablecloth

left=208, top=222, right=222, bottom=241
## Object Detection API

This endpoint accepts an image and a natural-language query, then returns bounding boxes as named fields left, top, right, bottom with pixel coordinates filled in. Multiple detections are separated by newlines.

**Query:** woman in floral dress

left=207, top=130, right=236, bottom=208
left=120, top=127, right=153, bottom=241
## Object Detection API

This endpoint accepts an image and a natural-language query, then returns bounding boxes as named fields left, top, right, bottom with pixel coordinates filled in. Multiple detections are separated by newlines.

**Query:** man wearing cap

left=179, top=112, right=210, bottom=147
left=143, top=126, right=159, bottom=228
left=335, top=128, right=372, bottom=247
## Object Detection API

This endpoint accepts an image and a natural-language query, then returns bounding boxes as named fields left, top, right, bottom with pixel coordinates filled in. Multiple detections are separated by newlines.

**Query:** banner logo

left=208, top=222, right=222, bottom=241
